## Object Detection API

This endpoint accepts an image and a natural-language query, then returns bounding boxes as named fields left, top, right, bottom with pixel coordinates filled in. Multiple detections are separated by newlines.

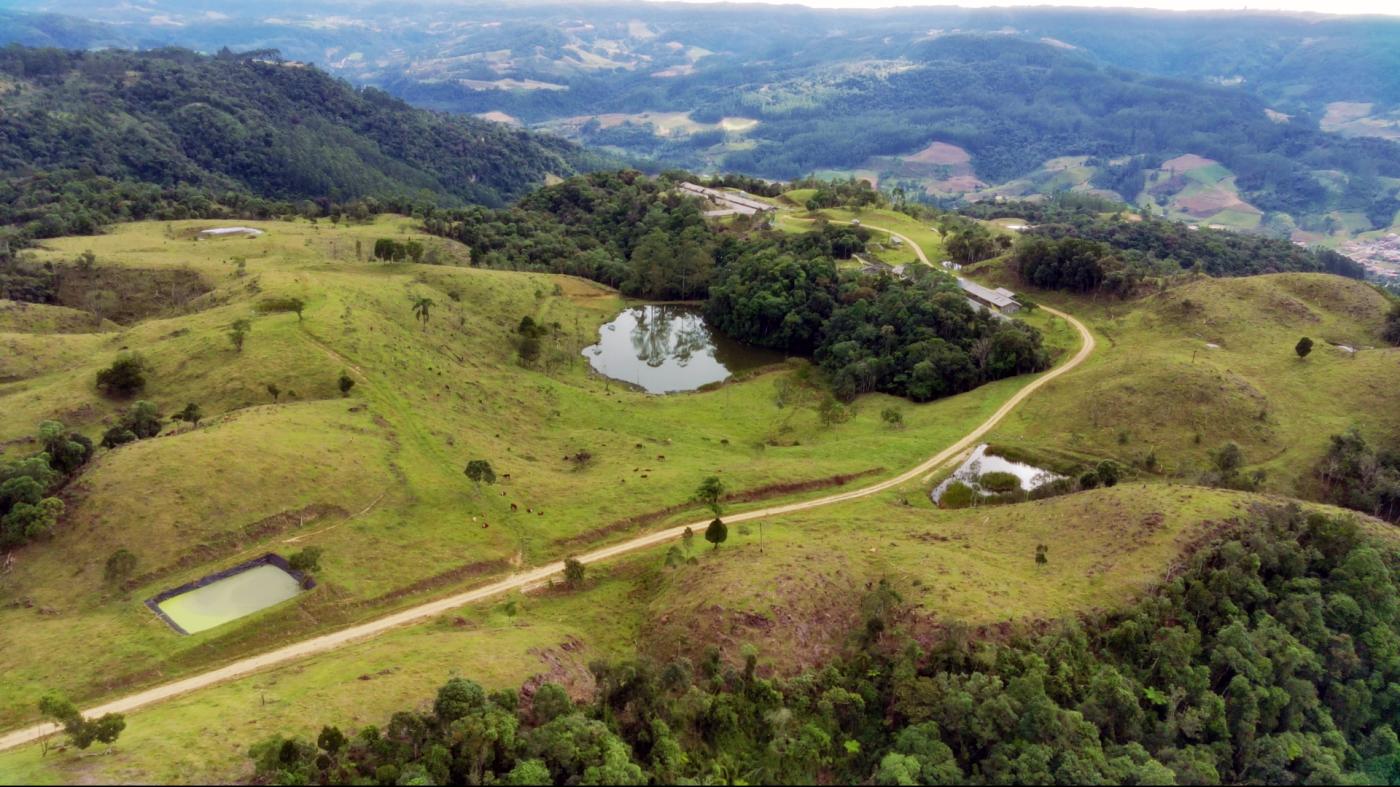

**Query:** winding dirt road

left=0, top=228, right=1094, bottom=754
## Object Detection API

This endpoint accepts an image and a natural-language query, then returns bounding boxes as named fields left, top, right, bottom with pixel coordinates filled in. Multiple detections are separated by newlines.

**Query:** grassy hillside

left=987, top=271, right=1400, bottom=493
left=0, top=217, right=1075, bottom=731
left=1, top=482, right=1352, bottom=785
left=2, top=214, right=1398, bottom=783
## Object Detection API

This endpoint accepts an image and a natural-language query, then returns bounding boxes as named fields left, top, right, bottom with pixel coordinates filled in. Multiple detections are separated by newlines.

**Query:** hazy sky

left=658, top=0, right=1398, bottom=15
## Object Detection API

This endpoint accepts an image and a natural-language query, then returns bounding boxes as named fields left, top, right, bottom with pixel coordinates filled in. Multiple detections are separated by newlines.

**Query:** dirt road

left=0, top=232, right=1094, bottom=754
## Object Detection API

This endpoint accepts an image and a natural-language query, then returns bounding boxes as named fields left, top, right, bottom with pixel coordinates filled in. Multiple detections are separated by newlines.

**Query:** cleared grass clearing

left=0, top=217, right=1063, bottom=730
left=782, top=207, right=948, bottom=263
left=988, top=273, right=1400, bottom=493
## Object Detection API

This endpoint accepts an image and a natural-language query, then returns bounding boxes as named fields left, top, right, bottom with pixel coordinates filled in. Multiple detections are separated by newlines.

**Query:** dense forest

left=425, top=171, right=1047, bottom=402
left=246, top=504, right=1400, bottom=785
left=1011, top=214, right=1366, bottom=296
left=0, top=46, right=610, bottom=247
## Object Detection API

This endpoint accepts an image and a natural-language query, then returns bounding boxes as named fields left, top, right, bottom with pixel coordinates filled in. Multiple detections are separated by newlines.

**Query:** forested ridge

left=0, top=46, right=610, bottom=247
left=246, top=505, right=1400, bottom=785
left=1001, top=200, right=1368, bottom=295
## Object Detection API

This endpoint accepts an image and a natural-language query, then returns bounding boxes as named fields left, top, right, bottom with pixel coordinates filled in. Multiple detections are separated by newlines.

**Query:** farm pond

left=583, top=304, right=783, bottom=394
left=930, top=444, right=1065, bottom=506
left=149, top=555, right=310, bottom=635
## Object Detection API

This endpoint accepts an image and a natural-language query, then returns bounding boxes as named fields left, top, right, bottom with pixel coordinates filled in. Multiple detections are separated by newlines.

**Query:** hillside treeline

left=247, top=505, right=1400, bottom=785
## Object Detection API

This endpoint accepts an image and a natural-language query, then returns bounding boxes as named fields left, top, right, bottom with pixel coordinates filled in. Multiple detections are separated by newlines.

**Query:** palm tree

left=411, top=296, right=434, bottom=328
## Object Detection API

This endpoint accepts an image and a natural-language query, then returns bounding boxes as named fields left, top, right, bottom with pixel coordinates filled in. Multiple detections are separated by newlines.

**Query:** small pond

left=583, top=304, right=783, bottom=394
left=150, top=557, right=308, bottom=635
left=930, top=444, right=1065, bottom=505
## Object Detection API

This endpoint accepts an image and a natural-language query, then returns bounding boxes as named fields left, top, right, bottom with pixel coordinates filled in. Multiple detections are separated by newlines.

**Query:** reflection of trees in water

left=630, top=305, right=713, bottom=368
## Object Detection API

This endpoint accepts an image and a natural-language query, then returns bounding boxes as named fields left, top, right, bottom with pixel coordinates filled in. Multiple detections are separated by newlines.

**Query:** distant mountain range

left=2, top=1, right=1399, bottom=240
left=0, top=45, right=613, bottom=242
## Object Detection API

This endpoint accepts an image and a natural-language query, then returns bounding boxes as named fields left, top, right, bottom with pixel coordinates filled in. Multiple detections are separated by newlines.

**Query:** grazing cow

left=657, top=455, right=665, bottom=460
left=537, top=511, right=544, bottom=516
left=510, top=503, right=518, bottom=512
left=502, top=473, right=511, bottom=480
left=482, top=521, right=490, bottom=529
left=526, top=507, right=532, bottom=513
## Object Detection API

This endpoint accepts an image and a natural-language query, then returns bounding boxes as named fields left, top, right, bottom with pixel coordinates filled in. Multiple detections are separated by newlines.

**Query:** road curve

left=0, top=232, right=1095, bottom=754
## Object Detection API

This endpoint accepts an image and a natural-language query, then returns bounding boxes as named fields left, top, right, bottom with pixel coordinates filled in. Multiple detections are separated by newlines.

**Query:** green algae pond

left=153, top=560, right=308, bottom=634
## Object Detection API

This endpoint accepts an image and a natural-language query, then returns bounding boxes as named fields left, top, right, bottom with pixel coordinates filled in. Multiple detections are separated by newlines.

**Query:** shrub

left=880, top=407, right=905, bottom=429
left=978, top=471, right=1022, bottom=494
left=563, top=558, right=585, bottom=588
left=288, top=547, right=323, bottom=574
left=101, top=427, right=137, bottom=449
left=1385, top=303, right=1400, bottom=346
left=1095, top=460, right=1124, bottom=488
left=705, top=517, right=728, bottom=549
left=465, top=460, right=496, bottom=486
left=95, top=353, right=148, bottom=397
left=123, top=400, right=163, bottom=439
left=257, top=297, right=305, bottom=319
left=338, top=371, right=355, bottom=396
left=104, top=548, right=138, bottom=583
left=939, top=481, right=976, bottom=509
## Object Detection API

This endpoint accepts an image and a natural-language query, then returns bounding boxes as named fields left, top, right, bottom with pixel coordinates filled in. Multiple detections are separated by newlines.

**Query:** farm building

left=678, top=182, right=776, bottom=217
left=197, top=227, right=265, bottom=239
left=958, top=278, right=1020, bottom=314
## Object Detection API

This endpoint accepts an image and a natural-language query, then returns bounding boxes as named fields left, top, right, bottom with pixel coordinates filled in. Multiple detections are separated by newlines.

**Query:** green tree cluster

left=1, top=420, right=90, bottom=547
left=1315, top=428, right=1400, bottom=522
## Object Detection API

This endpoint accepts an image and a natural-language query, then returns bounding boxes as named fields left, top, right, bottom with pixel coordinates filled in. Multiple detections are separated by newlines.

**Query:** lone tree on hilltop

left=694, top=475, right=726, bottom=518
left=465, top=459, right=496, bottom=487
left=1296, top=336, right=1314, bottom=360
left=705, top=517, right=728, bottom=550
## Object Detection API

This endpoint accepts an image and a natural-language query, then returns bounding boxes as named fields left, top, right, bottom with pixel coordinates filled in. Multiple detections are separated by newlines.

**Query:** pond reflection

left=584, top=304, right=783, bottom=393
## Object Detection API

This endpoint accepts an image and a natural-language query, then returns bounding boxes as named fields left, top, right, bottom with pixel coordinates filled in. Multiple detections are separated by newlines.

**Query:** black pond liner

left=144, top=552, right=316, bottom=636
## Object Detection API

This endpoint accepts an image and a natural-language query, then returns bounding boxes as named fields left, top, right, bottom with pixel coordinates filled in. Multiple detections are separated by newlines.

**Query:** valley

left=0, top=4, right=1399, bottom=783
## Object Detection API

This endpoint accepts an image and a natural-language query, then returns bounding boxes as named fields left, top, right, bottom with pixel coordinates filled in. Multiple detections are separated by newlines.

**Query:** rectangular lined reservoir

left=149, top=556, right=310, bottom=635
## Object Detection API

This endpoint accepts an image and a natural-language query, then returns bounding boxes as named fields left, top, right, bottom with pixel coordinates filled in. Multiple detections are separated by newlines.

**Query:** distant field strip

left=0, top=239, right=1094, bottom=754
